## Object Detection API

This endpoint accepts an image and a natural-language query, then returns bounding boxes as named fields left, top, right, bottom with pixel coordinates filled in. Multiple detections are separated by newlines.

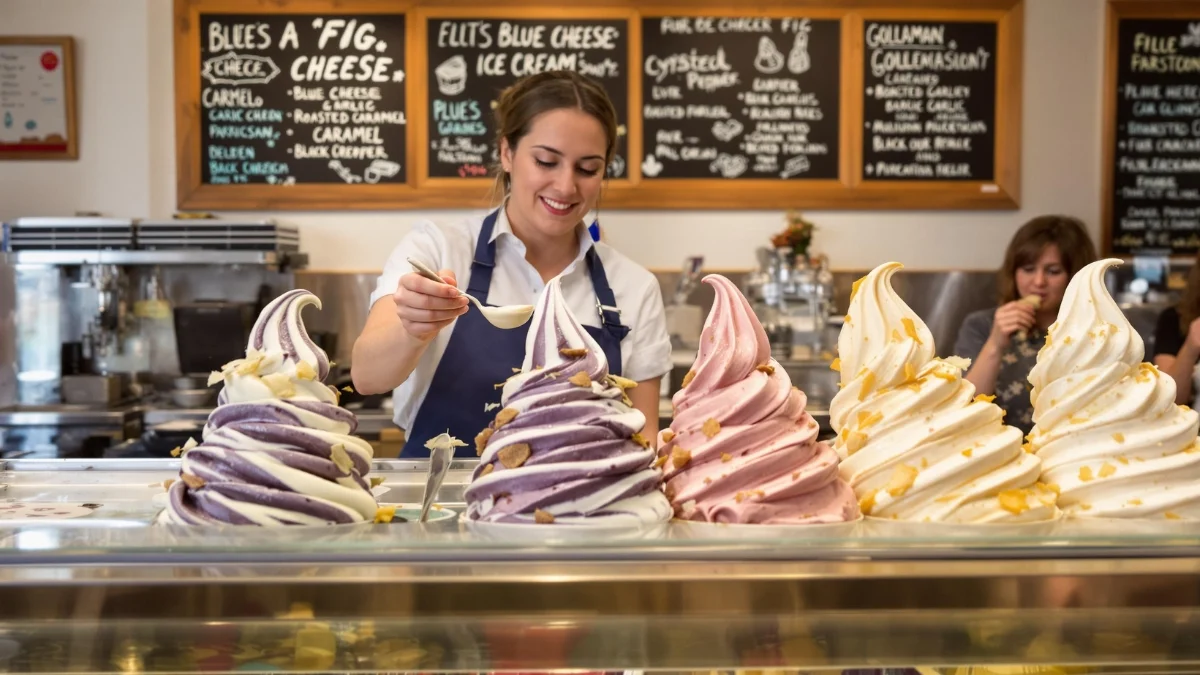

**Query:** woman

left=954, top=215, right=1098, bottom=434
left=351, top=71, right=671, bottom=457
left=1153, top=253, right=1200, bottom=406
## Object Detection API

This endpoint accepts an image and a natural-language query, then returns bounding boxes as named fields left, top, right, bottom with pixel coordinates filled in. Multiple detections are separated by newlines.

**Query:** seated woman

left=953, top=215, right=1098, bottom=434
left=1153, top=254, right=1200, bottom=406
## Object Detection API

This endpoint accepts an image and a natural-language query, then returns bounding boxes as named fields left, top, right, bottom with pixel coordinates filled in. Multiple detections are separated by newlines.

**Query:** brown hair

left=997, top=215, right=1098, bottom=304
left=489, top=70, right=618, bottom=205
left=1178, top=250, right=1200, bottom=333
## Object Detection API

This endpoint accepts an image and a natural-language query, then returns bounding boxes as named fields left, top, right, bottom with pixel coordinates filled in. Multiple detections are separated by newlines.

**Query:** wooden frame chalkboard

left=1102, top=0, right=1200, bottom=258
left=174, top=0, right=1023, bottom=211
left=0, top=36, right=78, bottom=160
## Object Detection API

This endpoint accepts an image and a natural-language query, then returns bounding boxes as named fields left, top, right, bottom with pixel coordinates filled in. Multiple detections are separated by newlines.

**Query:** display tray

left=5, top=458, right=1200, bottom=563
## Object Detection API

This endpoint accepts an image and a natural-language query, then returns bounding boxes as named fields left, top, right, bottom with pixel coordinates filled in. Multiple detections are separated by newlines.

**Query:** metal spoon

left=408, top=257, right=534, bottom=330
left=419, top=433, right=461, bottom=522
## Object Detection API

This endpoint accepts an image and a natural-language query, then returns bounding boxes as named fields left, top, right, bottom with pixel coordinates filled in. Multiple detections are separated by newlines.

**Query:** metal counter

left=3, top=458, right=1200, bottom=672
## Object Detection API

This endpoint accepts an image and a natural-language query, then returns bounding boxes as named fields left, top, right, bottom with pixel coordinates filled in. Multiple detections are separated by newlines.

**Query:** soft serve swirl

left=830, top=263, right=1058, bottom=523
left=161, top=290, right=377, bottom=526
left=464, top=277, right=671, bottom=526
left=1028, top=258, right=1200, bottom=518
left=659, top=274, right=858, bottom=524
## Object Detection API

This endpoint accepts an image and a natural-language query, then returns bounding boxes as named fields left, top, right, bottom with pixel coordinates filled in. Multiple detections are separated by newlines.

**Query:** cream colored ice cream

left=830, top=262, right=1059, bottom=523
left=1027, top=258, right=1200, bottom=518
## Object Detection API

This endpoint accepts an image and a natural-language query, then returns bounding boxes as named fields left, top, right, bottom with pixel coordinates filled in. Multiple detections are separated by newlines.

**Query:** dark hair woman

left=352, top=71, right=670, bottom=457
left=953, top=215, right=1098, bottom=434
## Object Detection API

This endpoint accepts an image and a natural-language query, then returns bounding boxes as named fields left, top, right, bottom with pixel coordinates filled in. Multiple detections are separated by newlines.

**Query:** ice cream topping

left=658, top=274, right=859, bottom=524
left=1028, top=258, right=1200, bottom=518
left=830, top=262, right=1059, bottom=523
left=464, top=277, right=671, bottom=526
left=161, top=290, right=378, bottom=526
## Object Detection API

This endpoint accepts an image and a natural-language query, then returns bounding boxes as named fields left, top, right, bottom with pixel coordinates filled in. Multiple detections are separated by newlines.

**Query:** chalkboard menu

left=199, top=14, right=407, bottom=186
left=640, top=16, right=840, bottom=180
left=1109, top=18, right=1200, bottom=254
left=425, top=18, right=629, bottom=179
left=861, top=21, right=997, bottom=182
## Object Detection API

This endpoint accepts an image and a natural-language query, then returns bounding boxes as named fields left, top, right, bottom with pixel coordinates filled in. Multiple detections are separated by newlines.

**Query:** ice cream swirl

left=465, top=278, right=670, bottom=526
left=830, top=263, right=1059, bottom=523
left=1028, top=259, right=1200, bottom=518
left=659, top=274, right=858, bottom=524
left=161, top=290, right=377, bottom=526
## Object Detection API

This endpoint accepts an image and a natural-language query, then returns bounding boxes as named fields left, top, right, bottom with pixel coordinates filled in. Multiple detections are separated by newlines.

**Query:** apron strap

left=466, top=209, right=501, bottom=302
left=586, top=247, right=631, bottom=342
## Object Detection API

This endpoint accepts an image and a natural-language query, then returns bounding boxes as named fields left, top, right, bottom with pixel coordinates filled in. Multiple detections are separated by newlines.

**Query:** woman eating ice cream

left=351, top=71, right=670, bottom=457
left=953, top=215, right=1097, bottom=434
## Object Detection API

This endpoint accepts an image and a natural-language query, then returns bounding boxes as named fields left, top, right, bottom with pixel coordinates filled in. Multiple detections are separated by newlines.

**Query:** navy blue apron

left=400, top=209, right=630, bottom=458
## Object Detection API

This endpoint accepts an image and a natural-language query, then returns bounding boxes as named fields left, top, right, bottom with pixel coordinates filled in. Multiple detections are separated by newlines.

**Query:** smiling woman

left=351, top=71, right=671, bottom=459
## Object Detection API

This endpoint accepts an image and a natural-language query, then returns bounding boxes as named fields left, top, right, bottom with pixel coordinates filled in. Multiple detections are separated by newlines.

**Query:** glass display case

left=3, top=458, right=1200, bottom=674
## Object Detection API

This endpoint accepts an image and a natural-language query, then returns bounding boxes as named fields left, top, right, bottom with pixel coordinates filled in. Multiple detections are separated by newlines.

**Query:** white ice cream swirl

left=1028, top=258, right=1200, bottom=519
left=830, top=262, right=1058, bottom=523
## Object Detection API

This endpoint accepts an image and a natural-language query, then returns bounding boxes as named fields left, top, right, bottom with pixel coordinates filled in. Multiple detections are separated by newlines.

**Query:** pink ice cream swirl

left=657, top=274, right=860, bottom=524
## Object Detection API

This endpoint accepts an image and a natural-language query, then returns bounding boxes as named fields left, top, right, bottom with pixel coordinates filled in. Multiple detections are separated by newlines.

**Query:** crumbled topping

left=1113, top=433, right=1126, bottom=444
left=830, top=358, right=841, bottom=373
left=672, top=447, right=692, bottom=469
left=998, top=489, right=1030, bottom=515
left=756, top=364, right=775, bottom=375
left=859, top=371, right=877, bottom=401
left=1098, top=462, right=1117, bottom=479
left=886, top=464, right=918, bottom=497
left=962, top=449, right=973, bottom=458
left=181, top=473, right=206, bottom=490
left=568, top=371, right=592, bottom=388
left=721, top=453, right=732, bottom=463
left=1165, top=512, right=1182, bottom=520
left=475, top=428, right=494, bottom=456
left=681, top=370, right=696, bottom=388
left=901, top=318, right=922, bottom=344
left=702, top=418, right=721, bottom=439
left=534, top=509, right=556, bottom=524
left=859, top=489, right=878, bottom=515
left=974, top=394, right=995, bottom=404
left=1079, top=466, right=1095, bottom=482
left=560, top=347, right=588, bottom=358
left=494, top=408, right=519, bottom=428
left=661, top=430, right=676, bottom=444
left=498, top=443, right=532, bottom=469
left=631, top=433, right=651, bottom=449
left=374, top=505, right=397, bottom=524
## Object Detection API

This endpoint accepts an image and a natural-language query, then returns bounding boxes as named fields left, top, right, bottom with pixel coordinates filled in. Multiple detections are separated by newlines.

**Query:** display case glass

left=3, top=458, right=1200, bottom=674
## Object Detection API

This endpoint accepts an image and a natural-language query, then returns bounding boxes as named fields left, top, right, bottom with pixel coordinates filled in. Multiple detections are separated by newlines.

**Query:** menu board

left=425, top=18, right=630, bottom=179
left=0, top=38, right=76, bottom=159
left=199, top=14, right=408, bottom=186
left=861, top=21, right=997, bottom=181
left=640, top=16, right=841, bottom=180
left=1109, top=18, right=1200, bottom=255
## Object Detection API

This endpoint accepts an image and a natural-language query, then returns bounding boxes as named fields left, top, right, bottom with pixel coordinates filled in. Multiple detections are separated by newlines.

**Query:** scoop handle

left=408, top=257, right=465, bottom=298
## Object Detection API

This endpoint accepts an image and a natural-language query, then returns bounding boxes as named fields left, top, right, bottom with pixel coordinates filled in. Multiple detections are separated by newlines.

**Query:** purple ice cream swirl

left=160, top=290, right=378, bottom=526
left=465, top=278, right=671, bottom=526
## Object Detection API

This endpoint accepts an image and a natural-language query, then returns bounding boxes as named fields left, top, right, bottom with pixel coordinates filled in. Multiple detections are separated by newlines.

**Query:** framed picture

left=0, top=36, right=78, bottom=160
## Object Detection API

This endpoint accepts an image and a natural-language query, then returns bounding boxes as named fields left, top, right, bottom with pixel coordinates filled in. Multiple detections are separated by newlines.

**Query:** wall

left=1, top=0, right=1106, bottom=272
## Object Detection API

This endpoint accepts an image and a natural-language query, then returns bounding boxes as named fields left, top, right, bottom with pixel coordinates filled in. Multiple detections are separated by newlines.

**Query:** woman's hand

left=987, top=300, right=1037, bottom=350
left=392, top=269, right=469, bottom=342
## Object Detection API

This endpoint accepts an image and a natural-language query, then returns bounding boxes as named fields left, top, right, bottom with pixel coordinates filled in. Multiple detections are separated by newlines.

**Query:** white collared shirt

left=368, top=209, right=672, bottom=431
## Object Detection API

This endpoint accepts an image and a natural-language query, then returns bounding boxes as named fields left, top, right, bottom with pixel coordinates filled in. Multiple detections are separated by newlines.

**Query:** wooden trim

left=0, top=36, right=78, bottom=160
left=174, top=0, right=419, bottom=210
left=1100, top=0, right=1200, bottom=258
left=850, top=4, right=1020, bottom=209
left=174, top=0, right=1025, bottom=211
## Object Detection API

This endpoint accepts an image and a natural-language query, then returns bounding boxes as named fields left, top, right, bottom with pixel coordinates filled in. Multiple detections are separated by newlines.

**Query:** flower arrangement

left=770, top=210, right=817, bottom=259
